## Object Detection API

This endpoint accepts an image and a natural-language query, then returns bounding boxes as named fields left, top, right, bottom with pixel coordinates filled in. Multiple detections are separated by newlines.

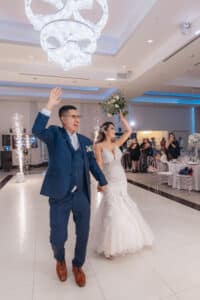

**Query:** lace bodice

left=101, top=145, right=127, bottom=186
left=101, top=145, right=122, bottom=164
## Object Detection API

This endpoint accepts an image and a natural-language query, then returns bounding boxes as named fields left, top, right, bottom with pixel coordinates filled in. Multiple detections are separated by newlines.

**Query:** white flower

left=188, top=133, right=200, bottom=145
left=86, top=145, right=93, bottom=152
left=100, top=93, right=127, bottom=116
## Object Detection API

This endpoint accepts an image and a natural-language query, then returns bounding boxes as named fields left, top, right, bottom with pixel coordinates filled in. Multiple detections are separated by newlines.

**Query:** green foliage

left=100, top=94, right=128, bottom=116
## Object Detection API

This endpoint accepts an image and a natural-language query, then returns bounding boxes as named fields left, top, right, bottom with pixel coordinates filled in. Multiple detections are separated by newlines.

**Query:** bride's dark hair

left=96, top=121, right=115, bottom=143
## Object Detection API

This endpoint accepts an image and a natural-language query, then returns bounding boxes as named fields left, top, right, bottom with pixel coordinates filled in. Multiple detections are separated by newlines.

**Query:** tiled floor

left=0, top=170, right=14, bottom=180
left=0, top=173, right=200, bottom=299
left=0, top=167, right=46, bottom=180
left=126, top=172, right=200, bottom=206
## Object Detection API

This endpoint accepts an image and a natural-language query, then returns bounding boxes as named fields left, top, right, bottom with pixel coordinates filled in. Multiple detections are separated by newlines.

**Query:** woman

left=166, top=132, right=180, bottom=160
left=128, top=138, right=140, bottom=172
left=139, top=138, right=153, bottom=172
left=160, top=137, right=167, bottom=154
left=92, top=112, right=154, bottom=258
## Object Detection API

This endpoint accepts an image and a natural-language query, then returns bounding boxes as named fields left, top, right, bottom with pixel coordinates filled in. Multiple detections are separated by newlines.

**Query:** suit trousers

left=49, top=190, right=90, bottom=268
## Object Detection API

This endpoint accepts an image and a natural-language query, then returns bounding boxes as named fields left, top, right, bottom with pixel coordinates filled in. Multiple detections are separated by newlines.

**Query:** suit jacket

left=32, top=112, right=107, bottom=201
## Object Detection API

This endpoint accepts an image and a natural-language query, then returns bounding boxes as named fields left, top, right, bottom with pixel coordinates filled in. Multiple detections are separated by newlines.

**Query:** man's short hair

left=59, top=105, right=77, bottom=118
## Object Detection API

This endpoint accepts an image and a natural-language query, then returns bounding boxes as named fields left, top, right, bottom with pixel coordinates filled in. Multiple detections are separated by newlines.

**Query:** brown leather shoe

left=56, top=261, right=67, bottom=282
left=72, top=266, right=86, bottom=287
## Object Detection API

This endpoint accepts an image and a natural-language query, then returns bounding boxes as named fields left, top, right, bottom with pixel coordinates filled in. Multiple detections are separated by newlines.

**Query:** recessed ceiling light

left=147, top=39, right=154, bottom=44
left=106, top=78, right=116, bottom=81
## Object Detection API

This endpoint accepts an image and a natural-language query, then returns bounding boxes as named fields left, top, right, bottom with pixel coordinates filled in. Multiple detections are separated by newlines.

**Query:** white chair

left=176, top=174, right=193, bottom=191
left=157, top=171, right=173, bottom=183
left=155, top=171, right=173, bottom=191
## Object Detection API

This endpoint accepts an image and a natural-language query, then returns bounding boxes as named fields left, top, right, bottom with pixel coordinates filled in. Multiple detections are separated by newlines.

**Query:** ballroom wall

left=128, top=104, right=191, bottom=131
left=0, top=100, right=107, bottom=143
left=0, top=100, right=31, bottom=135
left=0, top=99, right=196, bottom=165
left=0, top=100, right=193, bottom=136
left=196, top=107, right=200, bottom=132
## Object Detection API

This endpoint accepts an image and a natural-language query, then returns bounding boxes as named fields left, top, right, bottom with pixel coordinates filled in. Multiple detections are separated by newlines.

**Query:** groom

left=32, top=88, right=107, bottom=287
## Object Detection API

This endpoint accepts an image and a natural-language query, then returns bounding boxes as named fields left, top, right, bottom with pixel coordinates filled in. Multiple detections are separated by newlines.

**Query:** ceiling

left=1, top=0, right=200, bottom=105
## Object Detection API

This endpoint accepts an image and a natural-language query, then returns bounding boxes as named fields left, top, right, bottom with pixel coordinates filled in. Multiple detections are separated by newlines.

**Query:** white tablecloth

left=167, top=162, right=200, bottom=191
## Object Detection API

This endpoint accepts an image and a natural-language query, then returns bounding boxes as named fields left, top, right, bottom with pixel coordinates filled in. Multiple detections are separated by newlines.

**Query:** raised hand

left=46, top=88, right=62, bottom=111
left=118, top=110, right=125, bottom=121
left=115, top=110, right=132, bottom=147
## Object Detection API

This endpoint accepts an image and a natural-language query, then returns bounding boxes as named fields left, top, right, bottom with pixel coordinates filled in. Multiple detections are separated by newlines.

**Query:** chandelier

left=24, top=0, right=109, bottom=70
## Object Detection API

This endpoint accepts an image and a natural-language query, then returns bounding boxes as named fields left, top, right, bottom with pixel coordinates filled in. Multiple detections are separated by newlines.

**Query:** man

left=32, top=88, right=107, bottom=287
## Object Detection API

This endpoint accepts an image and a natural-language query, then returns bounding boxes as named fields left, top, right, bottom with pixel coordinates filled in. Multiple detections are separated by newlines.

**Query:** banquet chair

left=176, top=174, right=193, bottom=192
left=154, top=171, right=173, bottom=192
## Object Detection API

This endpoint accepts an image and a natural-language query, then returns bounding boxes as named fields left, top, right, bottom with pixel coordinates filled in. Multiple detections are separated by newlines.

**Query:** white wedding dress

left=92, top=145, right=154, bottom=257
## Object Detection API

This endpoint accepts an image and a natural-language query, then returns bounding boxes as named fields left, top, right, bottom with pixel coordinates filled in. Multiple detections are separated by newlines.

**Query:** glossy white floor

left=0, top=173, right=200, bottom=300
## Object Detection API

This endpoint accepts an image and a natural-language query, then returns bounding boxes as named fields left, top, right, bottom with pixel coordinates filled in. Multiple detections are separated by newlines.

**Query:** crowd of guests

left=122, top=132, right=181, bottom=173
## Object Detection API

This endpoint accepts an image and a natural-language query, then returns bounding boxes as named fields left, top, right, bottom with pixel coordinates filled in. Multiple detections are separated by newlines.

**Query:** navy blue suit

left=32, top=112, right=107, bottom=267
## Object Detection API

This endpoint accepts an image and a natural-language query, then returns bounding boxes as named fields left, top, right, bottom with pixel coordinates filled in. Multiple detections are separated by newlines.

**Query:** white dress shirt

left=41, top=108, right=51, bottom=117
left=67, top=131, right=79, bottom=150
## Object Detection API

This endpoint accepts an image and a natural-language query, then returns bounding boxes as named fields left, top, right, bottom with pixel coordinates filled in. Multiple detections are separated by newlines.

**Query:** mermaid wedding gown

left=92, top=145, right=154, bottom=257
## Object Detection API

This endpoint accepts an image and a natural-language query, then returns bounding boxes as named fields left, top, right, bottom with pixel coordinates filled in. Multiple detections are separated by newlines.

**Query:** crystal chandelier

left=24, top=0, right=109, bottom=70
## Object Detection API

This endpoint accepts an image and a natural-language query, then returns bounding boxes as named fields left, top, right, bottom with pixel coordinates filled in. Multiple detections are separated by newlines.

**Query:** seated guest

left=150, top=137, right=157, bottom=155
left=154, top=151, right=168, bottom=171
left=166, top=132, right=180, bottom=160
left=128, top=138, right=140, bottom=172
left=121, top=149, right=132, bottom=171
left=139, top=138, right=153, bottom=172
left=160, top=137, right=167, bottom=154
left=142, top=138, right=153, bottom=156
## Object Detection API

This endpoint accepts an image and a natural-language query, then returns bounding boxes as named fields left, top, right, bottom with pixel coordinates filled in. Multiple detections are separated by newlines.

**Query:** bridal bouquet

left=100, top=94, right=128, bottom=116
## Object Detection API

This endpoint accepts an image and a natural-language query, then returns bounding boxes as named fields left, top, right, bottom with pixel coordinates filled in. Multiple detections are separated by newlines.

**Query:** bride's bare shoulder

left=94, top=142, right=103, bottom=151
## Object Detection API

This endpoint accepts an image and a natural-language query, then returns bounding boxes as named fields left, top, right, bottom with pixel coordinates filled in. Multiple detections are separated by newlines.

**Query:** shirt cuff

left=41, top=108, right=51, bottom=117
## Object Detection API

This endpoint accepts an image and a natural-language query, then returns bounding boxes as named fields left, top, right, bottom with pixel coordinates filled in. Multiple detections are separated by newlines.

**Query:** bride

left=92, top=112, right=154, bottom=258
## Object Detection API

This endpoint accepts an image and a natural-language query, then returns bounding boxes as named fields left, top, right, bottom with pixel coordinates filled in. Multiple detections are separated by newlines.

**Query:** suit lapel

left=78, top=135, right=88, bottom=165
left=77, top=134, right=85, bottom=155
left=60, top=127, right=74, bottom=152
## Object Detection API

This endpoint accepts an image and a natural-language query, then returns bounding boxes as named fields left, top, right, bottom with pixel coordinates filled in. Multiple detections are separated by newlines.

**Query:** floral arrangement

left=188, top=133, right=200, bottom=146
left=100, top=94, right=128, bottom=116
left=188, top=133, right=200, bottom=160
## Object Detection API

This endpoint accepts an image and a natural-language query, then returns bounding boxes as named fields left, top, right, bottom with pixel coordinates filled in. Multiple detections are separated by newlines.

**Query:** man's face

left=60, top=109, right=80, bottom=133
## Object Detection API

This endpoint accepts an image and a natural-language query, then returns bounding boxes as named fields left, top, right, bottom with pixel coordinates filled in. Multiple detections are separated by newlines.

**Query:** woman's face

left=105, top=124, right=115, bottom=139
left=132, top=138, right=137, bottom=144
